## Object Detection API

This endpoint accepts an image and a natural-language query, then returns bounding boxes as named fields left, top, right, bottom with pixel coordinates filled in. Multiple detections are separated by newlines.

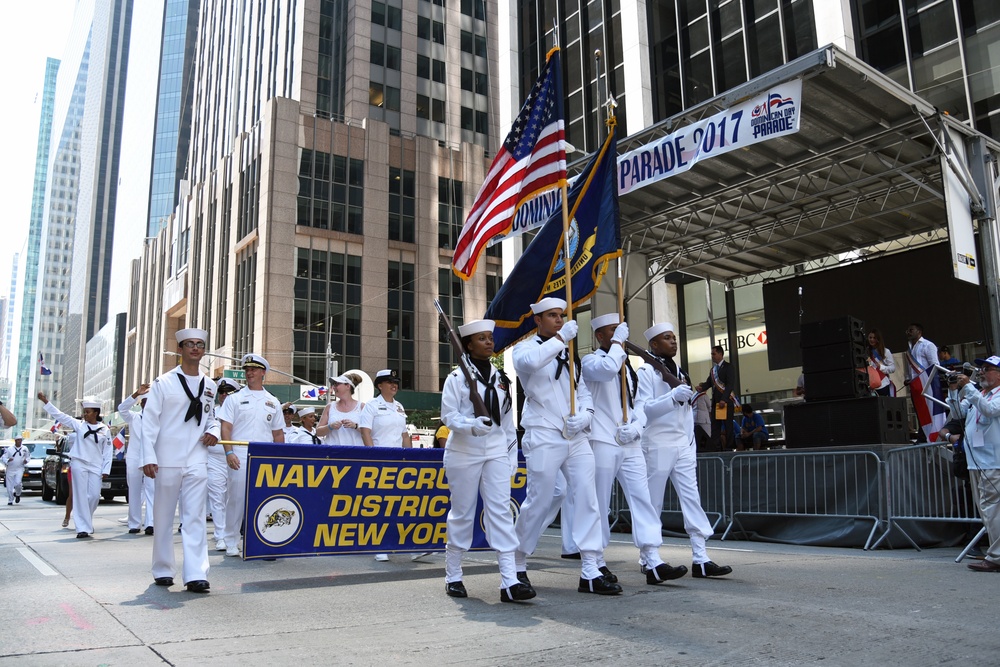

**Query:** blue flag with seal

left=485, top=126, right=621, bottom=353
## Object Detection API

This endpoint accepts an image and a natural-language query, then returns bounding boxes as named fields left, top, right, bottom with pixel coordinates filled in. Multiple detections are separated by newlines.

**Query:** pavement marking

left=17, top=546, right=59, bottom=576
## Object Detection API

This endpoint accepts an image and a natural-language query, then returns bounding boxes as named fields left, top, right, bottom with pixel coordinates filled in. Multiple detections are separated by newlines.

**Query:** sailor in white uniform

left=289, top=407, right=322, bottom=444
left=360, top=369, right=412, bottom=448
left=38, top=393, right=112, bottom=538
left=217, top=353, right=284, bottom=557
left=118, top=385, right=155, bottom=534
left=635, top=322, right=732, bottom=579
left=440, top=319, right=535, bottom=603
left=582, top=313, right=689, bottom=584
left=512, top=297, right=621, bottom=595
left=141, top=328, right=220, bottom=592
left=2, top=437, right=30, bottom=505
left=206, top=377, right=241, bottom=551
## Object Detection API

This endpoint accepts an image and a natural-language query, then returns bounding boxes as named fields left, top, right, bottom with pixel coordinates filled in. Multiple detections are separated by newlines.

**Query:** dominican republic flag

left=907, top=356, right=946, bottom=442
left=50, top=422, right=60, bottom=433
left=39, top=352, right=52, bottom=376
left=113, top=428, right=126, bottom=460
left=452, top=47, right=566, bottom=280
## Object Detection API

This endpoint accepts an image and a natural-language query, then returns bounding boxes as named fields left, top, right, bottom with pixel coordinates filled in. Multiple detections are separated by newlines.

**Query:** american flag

left=452, top=48, right=566, bottom=280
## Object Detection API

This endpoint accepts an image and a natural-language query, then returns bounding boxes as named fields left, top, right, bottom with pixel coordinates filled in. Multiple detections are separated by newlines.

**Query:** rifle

left=623, top=341, right=683, bottom=388
left=433, top=299, right=492, bottom=425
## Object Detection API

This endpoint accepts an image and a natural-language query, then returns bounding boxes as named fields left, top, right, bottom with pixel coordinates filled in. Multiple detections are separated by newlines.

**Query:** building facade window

left=438, top=268, right=464, bottom=389
left=297, top=149, right=364, bottom=234
left=233, top=249, right=257, bottom=357
left=318, top=0, right=349, bottom=119
left=437, top=177, right=464, bottom=249
left=387, top=260, right=416, bottom=388
left=293, top=248, right=362, bottom=385
left=389, top=167, right=415, bottom=243
left=371, top=1, right=402, bottom=30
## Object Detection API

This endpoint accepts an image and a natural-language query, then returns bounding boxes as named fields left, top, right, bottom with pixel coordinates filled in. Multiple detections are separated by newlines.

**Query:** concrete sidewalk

left=1, top=493, right=996, bottom=666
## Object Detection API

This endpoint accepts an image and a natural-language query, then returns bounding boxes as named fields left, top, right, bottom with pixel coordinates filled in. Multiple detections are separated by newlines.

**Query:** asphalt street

left=0, top=491, right=997, bottom=666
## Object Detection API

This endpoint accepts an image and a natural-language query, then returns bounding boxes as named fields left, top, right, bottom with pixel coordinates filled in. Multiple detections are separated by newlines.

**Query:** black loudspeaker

left=784, top=397, right=909, bottom=447
left=804, top=368, right=869, bottom=401
left=802, top=341, right=868, bottom=374
left=801, top=316, right=865, bottom=348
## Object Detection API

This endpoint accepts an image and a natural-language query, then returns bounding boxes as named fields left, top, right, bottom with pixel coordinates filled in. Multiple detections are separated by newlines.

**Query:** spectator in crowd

left=737, top=404, right=769, bottom=451
left=698, top=346, right=737, bottom=451
left=317, top=373, right=366, bottom=446
left=693, top=389, right=712, bottom=452
left=280, top=403, right=297, bottom=440
left=434, top=422, right=450, bottom=448
left=794, top=373, right=805, bottom=398
left=867, top=329, right=897, bottom=397
left=939, top=346, right=962, bottom=368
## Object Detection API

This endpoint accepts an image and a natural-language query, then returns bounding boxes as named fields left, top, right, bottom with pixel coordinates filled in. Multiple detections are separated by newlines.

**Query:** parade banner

left=243, top=444, right=526, bottom=560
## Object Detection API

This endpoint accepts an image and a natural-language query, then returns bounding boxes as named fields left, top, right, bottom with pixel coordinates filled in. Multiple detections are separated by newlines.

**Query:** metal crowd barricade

left=868, top=443, right=982, bottom=557
left=721, top=450, right=884, bottom=550
left=626, top=456, right=728, bottom=538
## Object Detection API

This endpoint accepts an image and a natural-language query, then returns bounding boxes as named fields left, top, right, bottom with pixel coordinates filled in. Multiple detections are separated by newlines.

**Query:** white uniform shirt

left=283, top=425, right=297, bottom=441
left=635, top=360, right=694, bottom=447
left=141, top=367, right=221, bottom=467
left=324, top=401, right=366, bottom=446
left=289, top=426, right=322, bottom=445
left=1, top=445, right=30, bottom=474
left=42, top=402, right=112, bottom=473
left=118, top=395, right=145, bottom=466
left=512, top=334, right=593, bottom=432
left=440, top=365, right=515, bottom=456
left=359, top=395, right=407, bottom=447
left=217, top=387, right=282, bottom=442
left=581, top=345, right=643, bottom=444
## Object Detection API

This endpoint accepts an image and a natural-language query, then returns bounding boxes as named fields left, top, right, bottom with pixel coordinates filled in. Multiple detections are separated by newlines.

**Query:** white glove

left=611, top=322, right=629, bottom=345
left=563, top=411, right=592, bottom=438
left=558, top=320, right=579, bottom=343
left=470, top=416, right=492, bottom=437
left=670, top=384, right=694, bottom=404
left=615, top=423, right=641, bottom=444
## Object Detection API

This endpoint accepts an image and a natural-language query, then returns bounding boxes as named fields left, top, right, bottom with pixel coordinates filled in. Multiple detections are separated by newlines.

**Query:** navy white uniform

left=512, top=328, right=606, bottom=581
left=141, top=364, right=220, bottom=584
left=42, top=401, right=112, bottom=534
left=440, top=352, right=520, bottom=592
left=359, top=395, right=408, bottom=446
left=2, top=442, right=30, bottom=504
left=118, top=395, right=154, bottom=531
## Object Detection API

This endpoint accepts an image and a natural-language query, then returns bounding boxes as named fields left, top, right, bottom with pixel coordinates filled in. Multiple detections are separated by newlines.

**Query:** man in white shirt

left=141, top=328, right=221, bottom=592
left=118, top=384, right=154, bottom=534
left=2, top=437, right=30, bottom=505
left=217, top=353, right=284, bottom=557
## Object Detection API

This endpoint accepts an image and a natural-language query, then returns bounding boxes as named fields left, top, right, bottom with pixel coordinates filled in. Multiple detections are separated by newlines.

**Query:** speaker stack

left=785, top=315, right=909, bottom=447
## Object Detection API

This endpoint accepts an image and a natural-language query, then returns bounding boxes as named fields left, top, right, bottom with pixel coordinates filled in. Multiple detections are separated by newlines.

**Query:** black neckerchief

left=177, top=373, right=206, bottom=425
left=538, top=335, right=581, bottom=383
left=658, top=355, right=688, bottom=384
left=469, top=356, right=502, bottom=423
left=309, top=431, right=321, bottom=445
left=84, top=425, right=103, bottom=443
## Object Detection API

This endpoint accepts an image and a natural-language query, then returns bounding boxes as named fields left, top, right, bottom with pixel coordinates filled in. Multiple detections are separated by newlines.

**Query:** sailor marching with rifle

left=634, top=322, right=732, bottom=579
left=582, top=314, right=689, bottom=584
left=37, top=392, right=112, bottom=538
left=511, top=297, right=621, bottom=595
left=436, top=306, right=535, bottom=603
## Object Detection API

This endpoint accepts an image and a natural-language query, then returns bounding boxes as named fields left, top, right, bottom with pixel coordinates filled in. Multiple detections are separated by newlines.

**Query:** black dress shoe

left=185, top=580, right=210, bottom=593
left=598, top=566, right=618, bottom=583
left=145, top=526, right=154, bottom=535
left=76, top=532, right=91, bottom=539
left=128, top=528, right=141, bottom=534
left=516, top=571, right=531, bottom=586
left=561, top=552, right=581, bottom=560
left=578, top=575, right=622, bottom=595
left=692, top=561, right=732, bottom=578
left=445, top=581, right=468, bottom=598
left=501, top=582, right=536, bottom=602
left=646, top=563, right=688, bottom=584
left=154, top=577, right=174, bottom=586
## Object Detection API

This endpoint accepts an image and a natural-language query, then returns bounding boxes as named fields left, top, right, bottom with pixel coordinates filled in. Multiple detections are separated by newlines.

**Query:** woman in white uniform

left=440, top=320, right=535, bottom=603
left=206, top=377, right=240, bottom=551
left=290, top=407, right=322, bottom=444
left=37, top=393, right=112, bottom=538
left=317, top=373, right=366, bottom=446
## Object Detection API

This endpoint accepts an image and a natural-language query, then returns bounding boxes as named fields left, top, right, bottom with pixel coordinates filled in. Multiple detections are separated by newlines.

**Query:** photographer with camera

left=941, top=356, right=1000, bottom=572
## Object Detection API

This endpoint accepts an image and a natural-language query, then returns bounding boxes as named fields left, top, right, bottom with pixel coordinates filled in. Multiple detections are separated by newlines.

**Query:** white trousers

left=222, top=448, right=248, bottom=549
left=126, top=459, right=154, bottom=529
left=70, top=460, right=102, bottom=535
left=644, top=442, right=714, bottom=564
left=5, top=470, right=24, bottom=501
left=205, top=448, right=229, bottom=541
left=443, top=448, right=519, bottom=588
left=152, top=463, right=209, bottom=583
left=515, top=427, right=604, bottom=578
left=593, top=440, right=665, bottom=568
left=526, top=446, right=577, bottom=555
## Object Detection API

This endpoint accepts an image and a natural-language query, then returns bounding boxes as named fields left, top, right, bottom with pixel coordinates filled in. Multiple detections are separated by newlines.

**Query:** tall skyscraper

left=126, top=0, right=504, bottom=396
left=1, top=255, right=16, bottom=379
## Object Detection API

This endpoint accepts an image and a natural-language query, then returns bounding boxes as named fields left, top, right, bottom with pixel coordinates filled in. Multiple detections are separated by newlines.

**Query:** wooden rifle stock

left=433, top=299, right=492, bottom=425
left=623, top=341, right=682, bottom=388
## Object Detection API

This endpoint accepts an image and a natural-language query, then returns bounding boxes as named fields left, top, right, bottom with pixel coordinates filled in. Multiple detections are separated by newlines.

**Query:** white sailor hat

left=81, top=398, right=102, bottom=410
left=458, top=319, right=495, bottom=337
left=591, top=313, right=620, bottom=331
left=530, top=297, right=567, bottom=314
left=644, top=322, right=675, bottom=343
left=175, top=328, right=208, bottom=344
left=297, top=406, right=315, bottom=418
left=217, top=378, right=241, bottom=394
left=375, top=368, right=401, bottom=384
left=241, top=353, right=270, bottom=373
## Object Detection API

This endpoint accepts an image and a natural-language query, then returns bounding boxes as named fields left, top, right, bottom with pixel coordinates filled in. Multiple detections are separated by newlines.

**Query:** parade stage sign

left=243, top=444, right=526, bottom=560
